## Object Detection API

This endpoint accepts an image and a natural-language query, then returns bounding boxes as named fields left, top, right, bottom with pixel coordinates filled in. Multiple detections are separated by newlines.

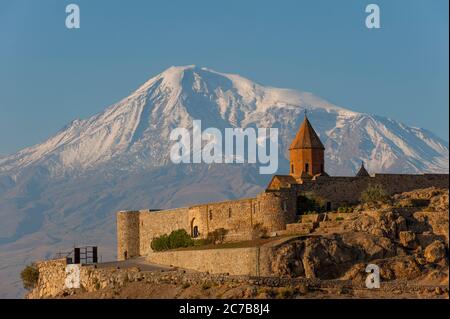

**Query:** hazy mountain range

left=0, top=65, right=448, bottom=297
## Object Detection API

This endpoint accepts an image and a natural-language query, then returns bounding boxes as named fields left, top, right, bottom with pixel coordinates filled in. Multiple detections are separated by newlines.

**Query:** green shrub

left=336, top=217, right=344, bottom=221
left=151, top=229, right=194, bottom=251
left=20, top=263, right=39, bottom=290
left=151, top=234, right=170, bottom=251
left=360, top=184, right=389, bottom=204
left=168, top=229, right=194, bottom=248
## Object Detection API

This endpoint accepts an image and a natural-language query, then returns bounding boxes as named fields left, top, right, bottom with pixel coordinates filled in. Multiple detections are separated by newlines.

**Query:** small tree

left=20, top=263, right=39, bottom=290
left=151, top=229, right=194, bottom=251
left=360, top=184, right=389, bottom=204
left=168, top=229, right=194, bottom=249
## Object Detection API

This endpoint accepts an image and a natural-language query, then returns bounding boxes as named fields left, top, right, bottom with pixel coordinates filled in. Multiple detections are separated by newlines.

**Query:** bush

left=151, top=234, right=170, bottom=251
left=297, top=192, right=327, bottom=214
left=360, top=184, right=389, bottom=204
left=206, top=228, right=229, bottom=244
left=251, top=223, right=268, bottom=239
left=335, top=217, right=344, bottom=221
left=20, top=263, right=39, bottom=290
left=151, top=229, right=194, bottom=251
left=168, top=229, right=194, bottom=249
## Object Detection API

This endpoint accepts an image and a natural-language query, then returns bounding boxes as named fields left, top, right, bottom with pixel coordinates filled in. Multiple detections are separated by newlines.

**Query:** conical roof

left=289, top=114, right=325, bottom=150
left=356, top=161, right=370, bottom=177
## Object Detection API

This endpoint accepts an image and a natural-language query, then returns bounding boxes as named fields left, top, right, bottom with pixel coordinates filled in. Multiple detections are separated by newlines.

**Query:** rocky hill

left=27, top=187, right=449, bottom=299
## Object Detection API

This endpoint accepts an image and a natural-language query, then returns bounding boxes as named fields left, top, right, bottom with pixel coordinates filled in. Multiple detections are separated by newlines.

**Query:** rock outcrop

left=271, top=188, right=449, bottom=284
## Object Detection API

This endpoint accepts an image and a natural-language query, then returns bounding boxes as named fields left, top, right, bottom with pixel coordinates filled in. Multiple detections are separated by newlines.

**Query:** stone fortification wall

left=117, top=194, right=287, bottom=258
left=293, top=174, right=449, bottom=208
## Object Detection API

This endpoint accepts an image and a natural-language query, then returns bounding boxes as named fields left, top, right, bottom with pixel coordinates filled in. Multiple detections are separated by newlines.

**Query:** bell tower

left=289, top=111, right=326, bottom=178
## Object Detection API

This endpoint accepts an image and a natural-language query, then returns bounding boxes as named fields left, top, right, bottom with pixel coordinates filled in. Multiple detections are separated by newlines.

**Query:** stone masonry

left=116, top=115, right=449, bottom=260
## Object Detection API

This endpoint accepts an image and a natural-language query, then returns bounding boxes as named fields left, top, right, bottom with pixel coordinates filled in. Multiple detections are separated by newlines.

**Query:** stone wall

left=117, top=194, right=287, bottom=258
left=254, top=192, right=296, bottom=232
left=117, top=211, right=140, bottom=260
left=285, top=173, right=449, bottom=209
left=139, top=208, right=190, bottom=258
left=26, top=248, right=279, bottom=299
left=28, top=258, right=67, bottom=298
left=26, top=263, right=358, bottom=299
left=118, top=173, right=448, bottom=259
left=147, top=247, right=262, bottom=276
left=145, top=237, right=301, bottom=277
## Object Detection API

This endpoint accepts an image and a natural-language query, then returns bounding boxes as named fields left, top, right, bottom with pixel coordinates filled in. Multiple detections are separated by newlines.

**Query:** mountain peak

left=0, top=66, right=447, bottom=177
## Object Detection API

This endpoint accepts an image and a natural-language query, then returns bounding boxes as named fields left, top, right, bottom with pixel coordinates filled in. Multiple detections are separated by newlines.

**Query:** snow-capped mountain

left=0, top=65, right=447, bottom=177
left=0, top=65, right=448, bottom=298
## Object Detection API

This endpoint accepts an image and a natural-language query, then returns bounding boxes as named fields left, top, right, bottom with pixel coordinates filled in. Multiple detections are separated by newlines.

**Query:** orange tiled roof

left=289, top=115, right=325, bottom=150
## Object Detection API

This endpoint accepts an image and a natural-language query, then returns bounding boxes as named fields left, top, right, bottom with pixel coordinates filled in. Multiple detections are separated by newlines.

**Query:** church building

left=117, top=113, right=449, bottom=260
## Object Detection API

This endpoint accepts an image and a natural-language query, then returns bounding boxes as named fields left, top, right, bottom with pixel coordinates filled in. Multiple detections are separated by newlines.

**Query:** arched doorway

left=193, top=226, right=199, bottom=238
left=190, top=218, right=199, bottom=238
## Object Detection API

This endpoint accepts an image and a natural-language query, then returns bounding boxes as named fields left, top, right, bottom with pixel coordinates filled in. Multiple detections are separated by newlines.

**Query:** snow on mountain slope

left=0, top=65, right=448, bottom=298
left=0, top=65, right=447, bottom=178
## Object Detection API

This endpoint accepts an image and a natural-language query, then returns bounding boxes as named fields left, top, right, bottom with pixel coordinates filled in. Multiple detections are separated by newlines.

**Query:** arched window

left=291, top=164, right=294, bottom=174
left=305, top=163, right=309, bottom=174
left=209, top=210, right=213, bottom=220
left=321, top=164, right=324, bottom=173
left=228, top=208, right=232, bottom=218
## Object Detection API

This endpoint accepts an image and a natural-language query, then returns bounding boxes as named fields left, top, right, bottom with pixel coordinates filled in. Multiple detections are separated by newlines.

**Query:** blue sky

left=0, top=0, right=448, bottom=155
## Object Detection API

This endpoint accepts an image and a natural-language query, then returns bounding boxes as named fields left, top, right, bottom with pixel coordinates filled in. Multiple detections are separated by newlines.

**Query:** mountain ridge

left=0, top=65, right=448, bottom=298
left=0, top=65, right=447, bottom=177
